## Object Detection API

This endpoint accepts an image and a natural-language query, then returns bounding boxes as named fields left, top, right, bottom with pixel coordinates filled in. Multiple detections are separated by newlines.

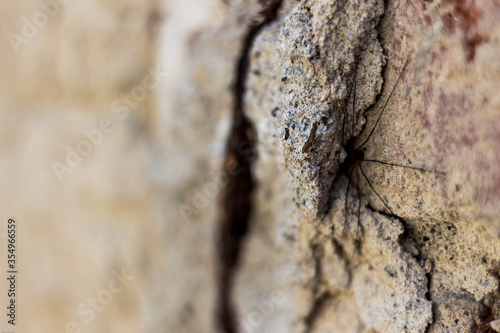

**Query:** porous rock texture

left=203, top=0, right=500, bottom=332
left=278, top=0, right=385, bottom=216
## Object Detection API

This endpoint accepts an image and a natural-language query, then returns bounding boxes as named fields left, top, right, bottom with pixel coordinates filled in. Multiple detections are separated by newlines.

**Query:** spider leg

left=355, top=165, right=362, bottom=243
left=362, top=159, right=445, bottom=175
left=343, top=166, right=355, bottom=234
left=341, top=104, right=346, bottom=146
left=342, top=59, right=359, bottom=145
left=341, top=79, right=355, bottom=145
left=352, top=62, right=357, bottom=138
left=356, top=60, right=409, bottom=150
left=359, top=162, right=396, bottom=216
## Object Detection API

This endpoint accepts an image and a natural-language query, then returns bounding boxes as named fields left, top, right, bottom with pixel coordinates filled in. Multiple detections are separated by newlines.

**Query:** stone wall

left=193, top=0, right=500, bottom=332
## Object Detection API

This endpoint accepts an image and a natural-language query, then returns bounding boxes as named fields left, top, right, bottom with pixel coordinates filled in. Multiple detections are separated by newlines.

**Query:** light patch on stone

left=490, top=319, right=500, bottom=332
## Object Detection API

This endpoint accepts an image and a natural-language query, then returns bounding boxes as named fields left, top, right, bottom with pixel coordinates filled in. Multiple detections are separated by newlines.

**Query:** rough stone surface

left=278, top=0, right=385, bottom=216
left=2, top=0, right=500, bottom=332
left=236, top=0, right=500, bottom=332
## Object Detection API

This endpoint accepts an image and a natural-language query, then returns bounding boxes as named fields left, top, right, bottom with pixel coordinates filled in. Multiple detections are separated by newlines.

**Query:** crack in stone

left=304, top=291, right=331, bottom=333
left=365, top=203, right=435, bottom=331
left=217, top=1, right=282, bottom=332
left=303, top=240, right=330, bottom=333
left=423, top=271, right=434, bottom=333
left=400, top=231, right=436, bottom=333
left=331, top=236, right=353, bottom=287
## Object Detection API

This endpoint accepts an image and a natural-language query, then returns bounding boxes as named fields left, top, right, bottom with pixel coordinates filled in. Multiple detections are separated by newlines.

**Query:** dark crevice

left=424, top=268, right=432, bottom=302
left=310, top=242, right=323, bottom=294
left=331, top=236, right=353, bottom=286
left=471, top=304, right=495, bottom=333
left=475, top=283, right=500, bottom=333
left=424, top=303, right=436, bottom=333
left=217, top=1, right=283, bottom=333
left=423, top=270, right=434, bottom=333
left=304, top=291, right=331, bottom=333
left=303, top=241, right=330, bottom=333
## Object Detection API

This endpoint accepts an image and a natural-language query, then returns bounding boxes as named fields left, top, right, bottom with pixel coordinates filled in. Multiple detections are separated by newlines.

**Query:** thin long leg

left=355, top=166, right=362, bottom=242
left=356, top=60, right=409, bottom=150
left=342, top=61, right=358, bottom=145
left=341, top=79, right=355, bottom=145
left=359, top=163, right=396, bottom=216
left=343, top=167, right=355, bottom=234
left=363, top=159, right=445, bottom=175
left=352, top=66, right=357, bottom=138
left=341, top=104, right=346, bottom=145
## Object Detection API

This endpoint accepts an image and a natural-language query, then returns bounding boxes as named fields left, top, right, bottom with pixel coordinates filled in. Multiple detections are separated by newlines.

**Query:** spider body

left=337, top=60, right=410, bottom=236
left=340, top=139, right=365, bottom=175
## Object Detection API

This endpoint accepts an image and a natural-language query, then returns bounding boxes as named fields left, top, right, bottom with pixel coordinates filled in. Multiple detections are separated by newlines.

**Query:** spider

left=337, top=59, right=441, bottom=240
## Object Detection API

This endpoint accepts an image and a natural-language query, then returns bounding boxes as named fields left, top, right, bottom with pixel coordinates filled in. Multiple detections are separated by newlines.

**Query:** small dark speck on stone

left=271, top=107, right=278, bottom=117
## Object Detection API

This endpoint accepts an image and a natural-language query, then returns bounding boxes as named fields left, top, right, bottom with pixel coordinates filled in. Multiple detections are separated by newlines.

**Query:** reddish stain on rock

left=434, top=88, right=478, bottom=157
left=430, top=46, right=448, bottom=73
left=416, top=0, right=428, bottom=11
left=413, top=88, right=432, bottom=130
left=423, top=82, right=434, bottom=111
left=393, top=39, right=402, bottom=53
left=442, top=0, right=485, bottom=61
left=408, top=0, right=432, bottom=26
left=415, top=0, right=433, bottom=23
left=464, top=33, right=486, bottom=62
left=415, top=107, right=431, bottom=130
left=433, top=87, right=500, bottom=205
left=441, top=12, right=455, bottom=32
left=476, top=121, right=500, bottom=201
left=444, top=0, right=479, bottom=32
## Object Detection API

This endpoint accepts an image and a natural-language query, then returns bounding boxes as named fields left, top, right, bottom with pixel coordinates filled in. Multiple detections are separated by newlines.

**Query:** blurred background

left=0, top=0, right=227, bottom=332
